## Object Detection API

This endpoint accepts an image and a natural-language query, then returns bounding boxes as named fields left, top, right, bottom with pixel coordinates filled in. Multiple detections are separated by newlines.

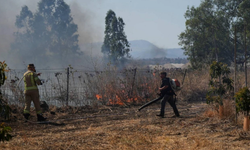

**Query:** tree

left=102, top=10, right=131, bottom=62
left=179, top=0, right=247, bottom=69
left=235, top=87, right=250, bottom=115
left=206, top=61, right=233, bottom=105
left=235, top=87, right=250, bottom=131
left=206, top=61, right=233, bottom=118
left=239, top=0, right=250, bottom=23
left=237, top=0, right=250, bottom=68
left=12, top=0, right=80, bottom=67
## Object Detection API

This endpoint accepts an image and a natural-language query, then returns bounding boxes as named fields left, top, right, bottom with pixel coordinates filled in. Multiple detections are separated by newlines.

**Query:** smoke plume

left=0, top=0, right=103, bottom=69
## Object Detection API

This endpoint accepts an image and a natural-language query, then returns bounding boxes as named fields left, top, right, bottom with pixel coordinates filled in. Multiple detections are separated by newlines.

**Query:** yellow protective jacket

left=23, top=70, right=42, bottom=92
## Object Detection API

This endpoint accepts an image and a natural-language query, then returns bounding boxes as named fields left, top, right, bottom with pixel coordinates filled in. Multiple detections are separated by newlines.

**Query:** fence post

left=245, top=24, right=247, bottom=87
left=66, top=67, right=69, bottom=106
left=182, top=69, right=187, bottom=85
left=131, top=68, right=137, bottom=102
left=234, top=25, right=237, bottom=123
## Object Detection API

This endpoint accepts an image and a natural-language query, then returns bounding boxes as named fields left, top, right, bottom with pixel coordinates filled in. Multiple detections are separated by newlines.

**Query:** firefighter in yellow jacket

left=23, top=64, right=46, bottom=121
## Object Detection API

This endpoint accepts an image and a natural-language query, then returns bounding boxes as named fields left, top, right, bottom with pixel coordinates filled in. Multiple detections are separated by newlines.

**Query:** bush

left=235, top=87, right=250, bottom=115
left=206, top=61, right=233, bottom=105
left=0, top=123, right=12, bottom=142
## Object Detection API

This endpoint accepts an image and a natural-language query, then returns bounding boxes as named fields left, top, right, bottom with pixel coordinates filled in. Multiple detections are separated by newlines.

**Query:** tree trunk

left=219, top=105, right=224, bottom=118
left=243, top=116, right=250, bottom=131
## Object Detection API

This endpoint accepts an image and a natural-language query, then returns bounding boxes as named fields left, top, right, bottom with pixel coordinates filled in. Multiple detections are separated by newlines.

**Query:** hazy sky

left=0, top=0, right=202, bottom=68
left=0, top=0, right=202, bottom=57
left=64, top=0, right=202, bottom=48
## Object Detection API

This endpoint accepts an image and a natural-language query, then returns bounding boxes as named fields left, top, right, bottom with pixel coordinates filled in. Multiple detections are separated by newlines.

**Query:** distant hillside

left=129, top=40, right=187, bottom=59
left=166, top=48, right=187, bottom=58
left=80, top=40, right=187, bottom=59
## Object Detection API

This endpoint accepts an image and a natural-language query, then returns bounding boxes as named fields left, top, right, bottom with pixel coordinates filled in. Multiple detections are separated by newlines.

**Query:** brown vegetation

left=1, top=68, right=250, bottom=149
left=1, top=101, right=250, bottom=150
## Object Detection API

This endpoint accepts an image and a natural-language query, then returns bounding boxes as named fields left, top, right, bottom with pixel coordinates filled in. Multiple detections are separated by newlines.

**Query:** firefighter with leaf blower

left=138, top=71, right=180, bottom=118
left=23, top=64, right=47, bottom=121
left=156, top=71, right=180, bottom=118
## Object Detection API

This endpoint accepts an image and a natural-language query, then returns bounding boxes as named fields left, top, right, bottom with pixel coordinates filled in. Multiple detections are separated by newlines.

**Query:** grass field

left=1, top=100, right=250, bottom=150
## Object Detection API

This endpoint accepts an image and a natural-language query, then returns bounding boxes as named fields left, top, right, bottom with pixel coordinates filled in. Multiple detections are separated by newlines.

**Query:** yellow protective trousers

left=23, top=89, right=42, bottom=114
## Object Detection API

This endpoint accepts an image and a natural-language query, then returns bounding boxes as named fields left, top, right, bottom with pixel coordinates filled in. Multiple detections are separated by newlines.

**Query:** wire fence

left=1, top=67, right=185, bottom=107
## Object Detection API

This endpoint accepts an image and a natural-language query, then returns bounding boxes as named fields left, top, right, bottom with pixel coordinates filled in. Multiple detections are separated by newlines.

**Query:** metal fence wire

left=1, top=67, right=184, bottom=107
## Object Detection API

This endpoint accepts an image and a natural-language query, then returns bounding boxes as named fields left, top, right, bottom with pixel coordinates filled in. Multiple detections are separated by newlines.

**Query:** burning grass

left=3, top=63, right=250, bottom=109
left=2, top=66, right=210, bottom=107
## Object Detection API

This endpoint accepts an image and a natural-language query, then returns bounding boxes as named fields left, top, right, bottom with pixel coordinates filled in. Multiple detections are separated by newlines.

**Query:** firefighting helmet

left=28, top=64, right=35, bottom=68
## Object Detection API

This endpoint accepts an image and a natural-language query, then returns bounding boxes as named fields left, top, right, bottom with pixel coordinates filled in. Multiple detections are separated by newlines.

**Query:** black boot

left=156, top=114, right=164, bottom=118
left=23, top=113, right=30, bottom=120
left=37, top=114, right=47, bottom=121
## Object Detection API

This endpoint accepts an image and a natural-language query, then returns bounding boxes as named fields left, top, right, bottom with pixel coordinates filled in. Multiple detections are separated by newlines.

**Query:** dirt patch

left=1, top=102, right=250, bottom=150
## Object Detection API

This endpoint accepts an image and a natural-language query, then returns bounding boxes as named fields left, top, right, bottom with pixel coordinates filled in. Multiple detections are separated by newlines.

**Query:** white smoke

left=0, top=0, right=103, bottom=69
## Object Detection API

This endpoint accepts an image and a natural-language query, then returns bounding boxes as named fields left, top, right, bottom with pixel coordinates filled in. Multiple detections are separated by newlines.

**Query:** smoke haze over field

left=0, top=0, right=188, bottom=70
left=0, top=0, right=38, bottom=68
left=0, top=0, right=103, bottom=69
left=66, top=1, right=103, bottom=57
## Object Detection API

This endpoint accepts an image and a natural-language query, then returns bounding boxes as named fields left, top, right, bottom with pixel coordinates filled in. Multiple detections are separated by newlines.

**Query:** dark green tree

left=12, top=0, right=80, bottom=66
left=179, top=0, right=247, bottom=69
left=102, top=10, right=131, bottom=62
left=235, top=87, right=250, bottom=115
left=239, top=0, right=250, bottom=22
left=236, top=0, right=250, bottom=68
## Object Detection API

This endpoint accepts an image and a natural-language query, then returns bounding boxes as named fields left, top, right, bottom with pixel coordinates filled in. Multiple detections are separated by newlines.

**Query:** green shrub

left=0, top=123, right=12, bottom=142
left=206, top=61, right=233, bottom=105
left=235, top=87, right=250, bottom=115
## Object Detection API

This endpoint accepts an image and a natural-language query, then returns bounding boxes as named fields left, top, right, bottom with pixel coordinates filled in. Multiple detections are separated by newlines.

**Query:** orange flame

left=109, top=95, right=124, bottom=105
left=96, top=94, right=102, bottom=100
left=96, top=94, right=141, bottom=105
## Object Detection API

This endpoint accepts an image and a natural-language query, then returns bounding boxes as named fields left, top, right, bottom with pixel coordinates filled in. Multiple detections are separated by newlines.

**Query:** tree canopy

left=102, top=10, right=131, bottom=62
left=12, top=0, right=80, bottom=67
left=179, top=0, right=250, bottom=69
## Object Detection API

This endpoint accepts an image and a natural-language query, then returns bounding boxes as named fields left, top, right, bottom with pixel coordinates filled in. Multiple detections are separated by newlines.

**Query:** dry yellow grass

left=1, top=102, right=250, bottom=150
left=2, top=67, right=250, bottom=149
